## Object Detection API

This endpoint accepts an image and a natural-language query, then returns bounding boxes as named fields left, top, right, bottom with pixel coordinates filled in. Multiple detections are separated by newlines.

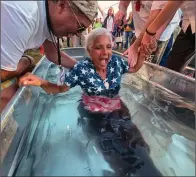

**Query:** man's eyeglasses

left=67, top=1, right=86, bottom=33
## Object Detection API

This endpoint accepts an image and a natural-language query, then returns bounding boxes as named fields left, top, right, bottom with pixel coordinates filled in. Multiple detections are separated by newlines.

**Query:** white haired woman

left=19, top=28, right=162, bottom=175
left=19, top=27, right=140, bottom=112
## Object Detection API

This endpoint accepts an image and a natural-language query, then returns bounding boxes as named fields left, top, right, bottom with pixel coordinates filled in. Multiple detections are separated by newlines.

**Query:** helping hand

left=128, top=33, right=157, bottom=73
left=141, top=32, right=157, bottom=51
left=139, top=32, right=158, bottom=60
left=114, top=10, right=126, bottom=25
left=19, top=73, right=43, bottom=87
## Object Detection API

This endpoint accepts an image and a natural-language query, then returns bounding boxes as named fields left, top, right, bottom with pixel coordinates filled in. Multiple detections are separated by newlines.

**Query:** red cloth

left=82, top=94, right=121, bottom=113
left=135, top=0, right=141, bottom=12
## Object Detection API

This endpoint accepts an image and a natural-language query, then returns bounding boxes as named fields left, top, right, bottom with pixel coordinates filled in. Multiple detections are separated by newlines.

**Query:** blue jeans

left=124, top=31, right=133, bottom=49
left=159, top=34, right=173, bottom=67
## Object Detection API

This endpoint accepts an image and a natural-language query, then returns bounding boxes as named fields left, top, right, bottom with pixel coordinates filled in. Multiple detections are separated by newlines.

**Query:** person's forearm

left=1, top=70, right=19, bottom=82
left=119, top=1, right=131, bottom=12
left=138, top=8, right=172, bottom=41
left=43, top=40, right=77, bottom=68
left=41, top=79, right=69, bottom=94
left=60, top=51, right=77, bottom=68
left=141, top=9, right=161, bottom=37
left=147, top=1, right=183, bottom=34
left=139, top=9, right=166, bottom=40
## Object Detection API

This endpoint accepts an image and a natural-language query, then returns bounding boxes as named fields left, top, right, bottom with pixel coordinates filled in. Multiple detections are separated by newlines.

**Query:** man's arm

left=1, top=55, right=35, bottom=82
left=118, top=1, right=131, bottom=12
left=1, top=70, right=19, bottom=82
left=122, top=8, right=167, bottom=64
left=43, top=40, right=77, bottom=68
left=115, top=1, right=131, bottom=23
left=127, top=9, right=167, bottom=72
left=134, top=1, right=182, bottom=72
left=137, top=9, right=170, bottom=42
left=147, top=1, right=183, bottom=34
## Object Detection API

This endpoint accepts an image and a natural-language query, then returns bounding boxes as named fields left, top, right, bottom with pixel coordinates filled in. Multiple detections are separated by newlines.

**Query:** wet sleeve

left=64, top=63, right=80, bottom=88
left=118, top=56, right=130, bottom=74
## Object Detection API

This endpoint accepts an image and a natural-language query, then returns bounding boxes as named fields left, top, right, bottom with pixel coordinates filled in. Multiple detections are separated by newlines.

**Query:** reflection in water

left=13, top=65, right=195, bottom=176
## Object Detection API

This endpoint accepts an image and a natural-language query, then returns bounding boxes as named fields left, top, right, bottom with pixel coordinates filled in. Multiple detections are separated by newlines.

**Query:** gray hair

left=85, top=28, right=112, bottom=55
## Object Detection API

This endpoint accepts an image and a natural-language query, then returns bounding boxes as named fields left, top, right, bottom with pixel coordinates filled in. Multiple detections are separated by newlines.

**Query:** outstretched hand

left=19, top=73, right=43, bottom=87
left=122, top=39, right=141, bottom=68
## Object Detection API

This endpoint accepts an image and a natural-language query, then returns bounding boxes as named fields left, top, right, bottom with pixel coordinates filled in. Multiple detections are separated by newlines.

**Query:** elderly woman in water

left=19, top=28, right=163, bottom=176
left=19, top=28, right=140, bottom=112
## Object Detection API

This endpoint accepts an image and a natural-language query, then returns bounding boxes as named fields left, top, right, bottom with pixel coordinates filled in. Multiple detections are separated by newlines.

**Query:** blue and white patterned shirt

left=64, top=54, right=129, bottom=98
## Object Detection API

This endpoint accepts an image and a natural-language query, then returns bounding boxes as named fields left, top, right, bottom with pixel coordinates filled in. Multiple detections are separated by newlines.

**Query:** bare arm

left=123, top=8, right=169, bottom=52
left=131, top=1, right=183, bottom=72
left=43, top=40, right=77, bottom=68
left=123, top=2, right=175, bottom=70
left=115, top=1, right=131, bottom=23
left=1, top=70, right=20, bottom=82
left=118, top=1, right=131, bottom=12
left=131, top=9, right=164, bottom=47
left=140, top=9, right=171, bottom=40
left=147, top=1, right=183, bottom=34
left=1, top=56, right=33, bottom=82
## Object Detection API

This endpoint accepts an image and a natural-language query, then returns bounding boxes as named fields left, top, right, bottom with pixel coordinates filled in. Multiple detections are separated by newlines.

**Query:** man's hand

left=115, top=0, right=131, bottom=24
left=114, top=10, right=126, bottom=25
left=140, top=32, right=157, bottom=51
left=138, top=32, right=157, bottom=62
left=129, top=33, right=157, bottom=73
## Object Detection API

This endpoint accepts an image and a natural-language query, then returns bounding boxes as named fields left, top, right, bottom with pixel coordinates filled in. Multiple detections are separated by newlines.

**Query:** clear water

left=13, top=64, right=195, bottom=176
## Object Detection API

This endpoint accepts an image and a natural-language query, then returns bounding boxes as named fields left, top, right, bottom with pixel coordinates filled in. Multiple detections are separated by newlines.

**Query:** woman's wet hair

left=85, top=28, right=112, bottom=55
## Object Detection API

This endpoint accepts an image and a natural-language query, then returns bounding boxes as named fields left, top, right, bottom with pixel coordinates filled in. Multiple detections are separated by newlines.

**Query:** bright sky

left=97, top=1, right=132, bottom=19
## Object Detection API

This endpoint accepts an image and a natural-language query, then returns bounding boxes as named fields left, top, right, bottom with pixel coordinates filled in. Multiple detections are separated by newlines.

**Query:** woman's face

left=108, top=7, right=114, bottom=16
left=129, top=12, right=132, bottom=19
left=96, top=18, right=100, bottom=23
left=89, top=35, right=112, bottom=70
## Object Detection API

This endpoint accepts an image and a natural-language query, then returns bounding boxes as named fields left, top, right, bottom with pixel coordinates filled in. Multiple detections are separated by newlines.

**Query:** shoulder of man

left=1, top=1, right=39, bottom=71
left=2, top=1, right=39, bottom=17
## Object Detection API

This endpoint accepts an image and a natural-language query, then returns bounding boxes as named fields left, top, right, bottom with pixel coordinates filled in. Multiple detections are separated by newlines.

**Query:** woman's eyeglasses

left=76, top=26, right=86, bottom=33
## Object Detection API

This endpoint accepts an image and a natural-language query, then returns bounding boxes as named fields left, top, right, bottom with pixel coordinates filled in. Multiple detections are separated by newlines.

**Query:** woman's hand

left=19, top=73, right=44, bottom=87
left=128, top=33, right=157, bottom=73
left=122, top=38, right=141, bottom=67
